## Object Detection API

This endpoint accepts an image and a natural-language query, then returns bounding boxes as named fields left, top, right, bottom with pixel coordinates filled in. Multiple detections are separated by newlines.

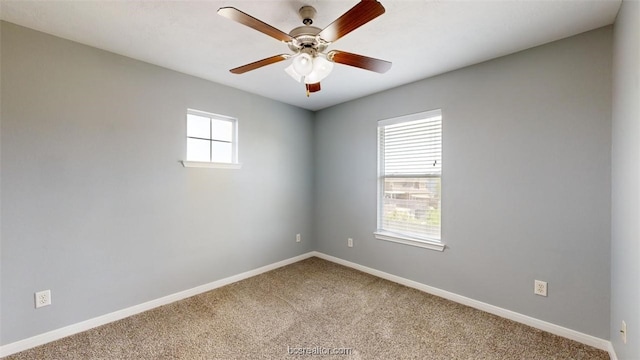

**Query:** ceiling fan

left=217, top=0, right=392, bottom=96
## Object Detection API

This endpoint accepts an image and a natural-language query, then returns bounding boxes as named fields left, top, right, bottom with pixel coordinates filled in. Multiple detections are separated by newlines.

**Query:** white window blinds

left=378, top=110, right=442, bottom=241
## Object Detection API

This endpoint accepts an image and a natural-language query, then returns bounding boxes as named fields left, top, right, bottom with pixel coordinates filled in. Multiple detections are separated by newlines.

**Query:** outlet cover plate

left=534, top=280, right=547, bottom=297
left=35, top=290, right=51, bottom=308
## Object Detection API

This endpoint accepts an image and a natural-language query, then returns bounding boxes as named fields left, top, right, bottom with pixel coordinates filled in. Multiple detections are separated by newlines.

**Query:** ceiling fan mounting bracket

left=298, top=6, right=317, bottom=26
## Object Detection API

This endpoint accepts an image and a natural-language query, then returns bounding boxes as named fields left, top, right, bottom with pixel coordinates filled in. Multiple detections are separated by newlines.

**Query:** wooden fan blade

left=218, top=7, right=294, bottom=43
left=230, top=54, right=290, bottom=74
left=317, top=0, right=385, bottom=43
left=327, top=50, right=391, bottom=73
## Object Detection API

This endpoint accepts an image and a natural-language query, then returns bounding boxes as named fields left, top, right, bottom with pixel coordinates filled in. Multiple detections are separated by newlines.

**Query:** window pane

left=382, top=177, right=441, bottom=240
left=187, top=114, right=210, bottom=139
left=211, top=119, right=233, bottom=142
left=187, top=138, right=210, bottom=162
left=211, top=141, right=233, bottom=163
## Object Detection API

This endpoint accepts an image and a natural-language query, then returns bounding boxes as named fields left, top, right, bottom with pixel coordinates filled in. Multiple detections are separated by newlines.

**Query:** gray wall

left=611, top=1, right=640, bottom=358
left=0, top=22, right=315, bottom=345
left=314, top=27, right=612, bottom=338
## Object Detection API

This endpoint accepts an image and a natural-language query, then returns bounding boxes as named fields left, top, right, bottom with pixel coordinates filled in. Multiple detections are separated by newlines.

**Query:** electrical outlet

left=35, top=290, right=51, bottom=308
left=534, top=280, right=547, bottom=297
left=621, top=320, right=627, bottom=344
left=296, top=233, right=301, bottom=243
left=347, top=238, right=353, bottom=248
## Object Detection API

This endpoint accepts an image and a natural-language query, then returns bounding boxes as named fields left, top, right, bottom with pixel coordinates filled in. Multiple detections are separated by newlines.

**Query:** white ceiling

left=0, top=0, right=621, bottom=111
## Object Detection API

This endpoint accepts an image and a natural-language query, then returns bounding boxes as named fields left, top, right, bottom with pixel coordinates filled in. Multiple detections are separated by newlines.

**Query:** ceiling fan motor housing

left=288, top=26, right=327, bottom=53
left=287, top=6, right=328, bottom=53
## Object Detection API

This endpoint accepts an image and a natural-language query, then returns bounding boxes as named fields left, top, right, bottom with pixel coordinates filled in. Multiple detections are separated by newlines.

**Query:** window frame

left=374, top=109, right=444, bottom=252
left=181, top=109, right=241, bottom=169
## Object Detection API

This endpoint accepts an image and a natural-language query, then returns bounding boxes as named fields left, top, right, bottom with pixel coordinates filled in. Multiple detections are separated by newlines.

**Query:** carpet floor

left=5, top=257, right=609, bottom=359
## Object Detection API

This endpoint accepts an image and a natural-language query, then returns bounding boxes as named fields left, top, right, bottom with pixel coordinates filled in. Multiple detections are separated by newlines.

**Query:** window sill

left=374, top=231, right=445, bottom=252
left=181, top=161, right=242, bottom=169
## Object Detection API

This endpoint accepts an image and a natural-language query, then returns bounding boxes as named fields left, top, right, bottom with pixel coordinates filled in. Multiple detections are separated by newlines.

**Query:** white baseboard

left=1, top=251, right=617, bottom=359
left=310, top=251, right=615, bottom=355
left=0, top=252, right=315, bottom=358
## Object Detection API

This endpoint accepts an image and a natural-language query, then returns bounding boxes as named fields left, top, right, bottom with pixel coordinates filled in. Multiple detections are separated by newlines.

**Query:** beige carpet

left=5, top=257, right=609, bottom=359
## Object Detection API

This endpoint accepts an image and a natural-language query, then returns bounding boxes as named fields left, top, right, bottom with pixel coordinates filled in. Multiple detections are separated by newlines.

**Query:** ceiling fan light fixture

left=304, top=55, right=334, bottom=84
left=292, top=52, right=313, bottom=76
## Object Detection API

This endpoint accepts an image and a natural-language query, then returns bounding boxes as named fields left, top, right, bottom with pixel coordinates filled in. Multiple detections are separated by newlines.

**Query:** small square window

left=182, top=109, right=240, bottom=169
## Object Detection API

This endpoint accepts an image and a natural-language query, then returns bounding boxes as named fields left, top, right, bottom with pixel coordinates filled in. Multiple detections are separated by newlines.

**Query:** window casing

left=375, top=109, right=443, bottom=251
left=182, top=109, right=240, bottom=169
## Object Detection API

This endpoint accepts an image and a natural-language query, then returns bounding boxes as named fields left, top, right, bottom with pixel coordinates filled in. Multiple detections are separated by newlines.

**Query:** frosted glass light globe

left=285, top=64, right=302, bottom=82
left=305, top=55, right=334, bottom=84
left=292, top=53, right=313, bottom=76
